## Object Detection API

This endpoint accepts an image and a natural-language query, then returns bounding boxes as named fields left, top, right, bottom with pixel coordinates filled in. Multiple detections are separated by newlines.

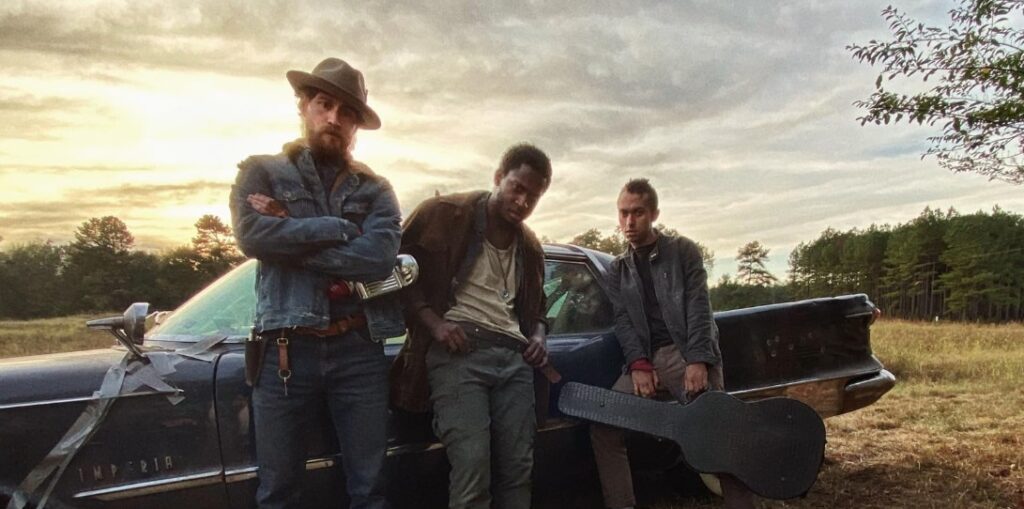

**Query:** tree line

left=0, top=215, right=244, bottom=319
left=789, top=206, right=1024, bottom=322
left=570, top=206, right=1024, bottom=322
left=2, top=205, right=1021, bottom=322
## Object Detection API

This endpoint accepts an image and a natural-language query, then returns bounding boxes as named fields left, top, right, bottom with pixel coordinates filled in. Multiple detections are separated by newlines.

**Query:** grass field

left=1, top=317, right=1022, bottom=508
left=656, top=320, right=1024, bottom=509
left=0, top=314, right=116, bottom=358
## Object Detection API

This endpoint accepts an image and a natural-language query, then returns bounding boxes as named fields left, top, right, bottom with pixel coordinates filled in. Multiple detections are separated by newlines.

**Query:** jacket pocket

left=278, top=186, right=318, bottom=217
left=342, top=200, right=370, bottom=227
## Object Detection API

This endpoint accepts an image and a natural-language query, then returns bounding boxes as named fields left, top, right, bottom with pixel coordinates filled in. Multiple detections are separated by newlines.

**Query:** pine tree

left=736, top=241, right=777, bottom=286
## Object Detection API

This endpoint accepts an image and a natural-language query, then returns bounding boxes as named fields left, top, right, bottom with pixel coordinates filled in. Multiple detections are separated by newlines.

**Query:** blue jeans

left=252, top=331, right=389, bottom=509
left=426, top=342, right=536, bottom=509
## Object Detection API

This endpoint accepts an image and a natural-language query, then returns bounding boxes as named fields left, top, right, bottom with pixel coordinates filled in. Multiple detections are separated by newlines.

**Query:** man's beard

left=306, top=125, right=353, bottom=168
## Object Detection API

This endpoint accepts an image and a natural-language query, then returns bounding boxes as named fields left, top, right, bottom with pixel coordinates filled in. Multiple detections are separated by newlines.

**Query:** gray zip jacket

left=229, top=141, right=404, bottom=340
left=607, top=233, right=722, bottom=368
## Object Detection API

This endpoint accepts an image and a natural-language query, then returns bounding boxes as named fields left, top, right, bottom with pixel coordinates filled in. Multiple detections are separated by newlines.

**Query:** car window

left=543, top=260, right=613, bottom=335
left=148, top=260, right=257, bottom=340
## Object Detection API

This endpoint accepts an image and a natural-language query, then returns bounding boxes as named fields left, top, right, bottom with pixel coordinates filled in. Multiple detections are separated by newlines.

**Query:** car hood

left=0, top=348, right=131, bottom=407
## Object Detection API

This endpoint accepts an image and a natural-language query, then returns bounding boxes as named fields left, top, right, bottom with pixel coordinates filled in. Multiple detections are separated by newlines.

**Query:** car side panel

left=546, top=331, right=624, bottom=417
left=1, top=351, right=230, bottom=508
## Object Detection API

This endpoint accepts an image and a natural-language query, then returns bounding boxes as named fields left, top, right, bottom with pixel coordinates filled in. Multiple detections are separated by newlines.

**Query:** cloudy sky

left=1, top=0, right=1021, bottom=281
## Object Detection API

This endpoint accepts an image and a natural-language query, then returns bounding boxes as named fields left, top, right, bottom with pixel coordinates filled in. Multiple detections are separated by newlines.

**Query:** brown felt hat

left=286, top=57, right=381, bottom=130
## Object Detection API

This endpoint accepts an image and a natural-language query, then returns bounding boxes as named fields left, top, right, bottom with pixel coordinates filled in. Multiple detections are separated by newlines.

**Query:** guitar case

left=557, top=382, right=825, bottom=500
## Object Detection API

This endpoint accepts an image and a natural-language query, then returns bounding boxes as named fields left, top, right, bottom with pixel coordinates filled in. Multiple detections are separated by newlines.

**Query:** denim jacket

left=229, top=141, right=405, bottom=340
left=608, top=233, right=722, bottom=368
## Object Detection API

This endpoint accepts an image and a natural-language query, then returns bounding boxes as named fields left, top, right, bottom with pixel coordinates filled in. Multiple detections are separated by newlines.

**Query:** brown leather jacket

left=389, top=190, right=548, bottom=413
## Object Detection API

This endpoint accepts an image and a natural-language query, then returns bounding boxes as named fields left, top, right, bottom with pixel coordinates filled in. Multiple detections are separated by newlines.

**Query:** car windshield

left=146, top=250, right=613, bottom=342
left=148, top=260, right=257, bottom=341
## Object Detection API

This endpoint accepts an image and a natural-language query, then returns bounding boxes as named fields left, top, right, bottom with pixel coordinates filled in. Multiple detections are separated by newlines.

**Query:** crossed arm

left=230, top=165, right=400, bottom=282
left=230, top=165, right=361, bottom=260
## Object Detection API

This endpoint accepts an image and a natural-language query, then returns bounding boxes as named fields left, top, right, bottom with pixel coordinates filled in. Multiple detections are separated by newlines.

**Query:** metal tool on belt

left=328, top=254, right=419, bottom=300
left=267, top=314, right=368, bottom=395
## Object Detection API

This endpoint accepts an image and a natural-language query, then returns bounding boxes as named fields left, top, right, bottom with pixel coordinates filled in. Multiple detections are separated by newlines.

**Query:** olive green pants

left=427, top=341, right=536, bottom=509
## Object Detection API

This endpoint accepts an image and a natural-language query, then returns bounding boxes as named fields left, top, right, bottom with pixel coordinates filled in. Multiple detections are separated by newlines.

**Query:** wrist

left=417, top=308, right=441, bottom=329
left=629, top=358, right=654, bottom=372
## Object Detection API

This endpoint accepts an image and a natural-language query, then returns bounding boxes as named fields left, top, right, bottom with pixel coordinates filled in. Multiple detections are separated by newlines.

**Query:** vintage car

left=0, top=244, right=895, bottom=508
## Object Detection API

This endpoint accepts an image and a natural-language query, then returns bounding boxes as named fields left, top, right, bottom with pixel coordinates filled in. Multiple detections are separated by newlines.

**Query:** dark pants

left=252, top=331, right=389, bottom=509
left=426, top=339, right=536, bottom=509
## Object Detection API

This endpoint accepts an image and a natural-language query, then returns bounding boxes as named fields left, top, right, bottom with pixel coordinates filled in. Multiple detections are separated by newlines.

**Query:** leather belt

left=453, top=321, right=562, bottom=383
left=454, top=321, right=528, bottom=352
left=294, top=314, right=368, bottom=338
left=259, top=314, right=369, bottom=397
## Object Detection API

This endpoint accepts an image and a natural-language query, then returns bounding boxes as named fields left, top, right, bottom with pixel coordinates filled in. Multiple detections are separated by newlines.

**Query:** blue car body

left=0, top=244, right=895, bottom=508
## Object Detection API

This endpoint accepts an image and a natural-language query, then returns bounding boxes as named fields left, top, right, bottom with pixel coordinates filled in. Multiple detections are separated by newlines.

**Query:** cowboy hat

left=286, top=57, right=381, bottom=129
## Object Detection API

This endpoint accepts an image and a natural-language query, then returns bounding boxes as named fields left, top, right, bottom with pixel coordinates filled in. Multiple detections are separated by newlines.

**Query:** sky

left=1, top=0, right=1021, bottom=281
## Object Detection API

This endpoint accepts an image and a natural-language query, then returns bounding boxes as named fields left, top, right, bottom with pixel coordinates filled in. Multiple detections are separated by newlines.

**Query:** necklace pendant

left=501, top=289, right=511, bottom=301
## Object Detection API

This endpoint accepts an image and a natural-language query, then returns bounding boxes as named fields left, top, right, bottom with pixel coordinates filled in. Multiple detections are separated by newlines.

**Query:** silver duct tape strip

left=121, top=360, right=184, bottom=406
left=148, top=352, right=179, bottom=376
left=175, top=335, right=228, bottom=362
left=6, top=336, right=226, bottom=508
left=7, top=357, right=128, bottom=509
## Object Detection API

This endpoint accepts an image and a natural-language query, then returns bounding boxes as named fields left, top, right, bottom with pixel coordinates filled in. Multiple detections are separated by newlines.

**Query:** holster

left=245, top=331, right=267, bottom=387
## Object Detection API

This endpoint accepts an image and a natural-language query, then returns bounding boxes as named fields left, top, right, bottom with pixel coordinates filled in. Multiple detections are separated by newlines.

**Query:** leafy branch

left=848, top=0, right=1024, bottom=183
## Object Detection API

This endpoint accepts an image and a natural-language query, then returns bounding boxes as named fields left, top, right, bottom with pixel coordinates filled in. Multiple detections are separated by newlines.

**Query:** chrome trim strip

left=727, top=372, right=869, bottom=398
left=223, top=457, right=335, bottom=485
left=74, top=470, right=223, bottom=501
left=385, top=418, right=582, bottom=457
left=386, top=442, right=445, bottom=456
left=0, top=390, right=179, bottom=411
left=844, top=369, right=896, bottom=394
left=306, top=458, right=334, bottom=471
left=844, top=310, right=875, bottom=319
left=538, top=418, right=581, bottom=433
left=223, top=467, right=258, bottom=484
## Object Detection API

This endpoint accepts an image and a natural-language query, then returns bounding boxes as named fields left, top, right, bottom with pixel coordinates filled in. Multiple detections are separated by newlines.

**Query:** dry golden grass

left=0, top=314, right=116, bottom=358
left=654, top=320, right=1024, bottom=509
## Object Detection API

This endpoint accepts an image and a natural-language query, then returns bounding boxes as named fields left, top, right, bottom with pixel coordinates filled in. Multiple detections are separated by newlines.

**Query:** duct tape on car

left=6, top=336, right=228, bottom=509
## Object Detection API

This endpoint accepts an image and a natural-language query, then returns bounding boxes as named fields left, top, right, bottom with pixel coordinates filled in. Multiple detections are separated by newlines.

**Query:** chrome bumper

left=842, top=369, right=896, bottom=413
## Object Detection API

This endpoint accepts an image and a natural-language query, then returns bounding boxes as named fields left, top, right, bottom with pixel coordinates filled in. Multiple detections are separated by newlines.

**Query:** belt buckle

left=335, top=318, right=353, bottom=336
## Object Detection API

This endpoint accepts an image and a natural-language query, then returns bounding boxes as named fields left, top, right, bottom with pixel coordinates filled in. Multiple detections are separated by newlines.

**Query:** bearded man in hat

left=230, top=57, right=403, bottom=509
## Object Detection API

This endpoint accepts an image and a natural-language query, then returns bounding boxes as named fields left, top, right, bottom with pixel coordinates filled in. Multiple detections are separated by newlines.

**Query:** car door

left=533, top=254, right=624, bottom=497
left=23, top=351, right=232, bottom=509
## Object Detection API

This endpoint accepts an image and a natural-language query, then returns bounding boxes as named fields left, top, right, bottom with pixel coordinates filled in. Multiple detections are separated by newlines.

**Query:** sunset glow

left=2, top=1, right=1022, bottom=279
